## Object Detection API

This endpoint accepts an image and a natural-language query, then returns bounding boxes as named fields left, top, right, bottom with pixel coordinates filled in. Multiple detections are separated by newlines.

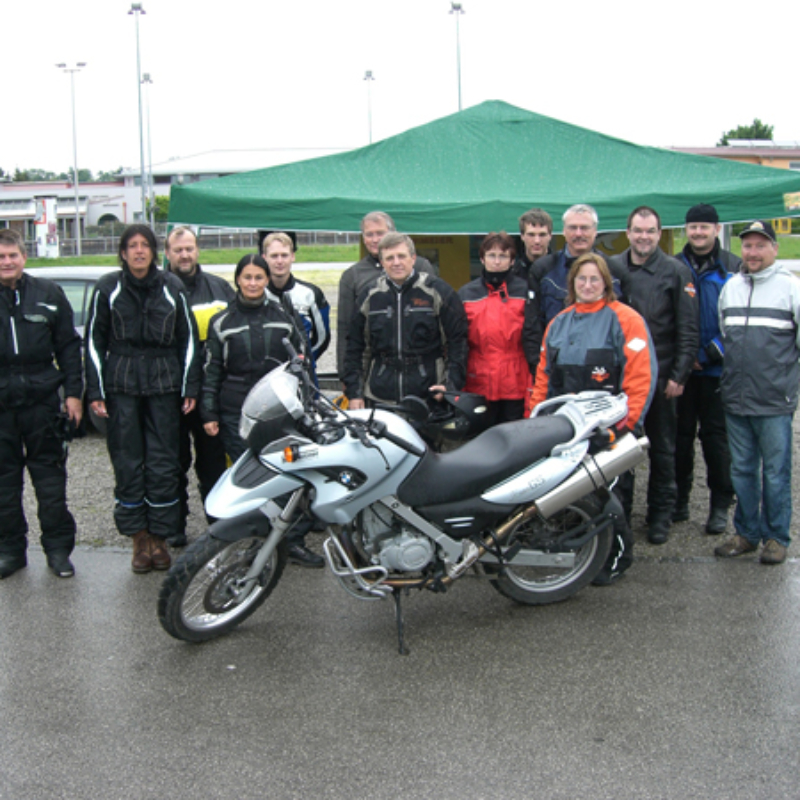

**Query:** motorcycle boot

left=131, top=530, right=153, bottom=574
left=705, top=506, right=729, bottom=535
left=150, top=536, right=172, bottom=570
left=647, top=513, right=671, bottom=545
left=671, top=494, right=690, bottom=523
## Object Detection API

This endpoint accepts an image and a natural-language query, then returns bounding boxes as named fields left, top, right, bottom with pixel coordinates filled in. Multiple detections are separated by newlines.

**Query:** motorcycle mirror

left=396, top=395, right=429, bottom=423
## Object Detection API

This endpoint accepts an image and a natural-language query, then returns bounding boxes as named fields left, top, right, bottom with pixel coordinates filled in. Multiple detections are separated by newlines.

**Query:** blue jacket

left=677, top=244, right=740, bottom=377
left=529, top=248, right=631, bottom=332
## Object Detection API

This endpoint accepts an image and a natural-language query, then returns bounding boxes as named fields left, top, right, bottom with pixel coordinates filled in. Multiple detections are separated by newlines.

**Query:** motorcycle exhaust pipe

left=534, top=434, right=650, bottom=519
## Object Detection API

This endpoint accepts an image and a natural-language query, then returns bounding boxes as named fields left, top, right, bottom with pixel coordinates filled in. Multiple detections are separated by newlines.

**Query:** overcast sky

left=5, top=0, right=798, bottom=176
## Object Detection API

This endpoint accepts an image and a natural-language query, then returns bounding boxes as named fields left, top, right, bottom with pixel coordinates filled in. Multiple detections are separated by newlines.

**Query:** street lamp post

left=449, top=2, right=465, bottom=111
left=56, top=62, right=86, bottom=256
left=142, top=73, right=154, bottom=228
left=128, top=3, right=148, bottom=224
left=364, top=70, right=375, bottom=144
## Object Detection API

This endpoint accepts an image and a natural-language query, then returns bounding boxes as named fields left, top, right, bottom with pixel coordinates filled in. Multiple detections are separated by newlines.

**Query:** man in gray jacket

left=714, top=221, right=800, bottom=565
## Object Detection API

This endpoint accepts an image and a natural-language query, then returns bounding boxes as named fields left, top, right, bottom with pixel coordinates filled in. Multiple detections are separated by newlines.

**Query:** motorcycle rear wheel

left=158, top=534, right=287, bottom=642
left=487, top=495, right=612, bottom=605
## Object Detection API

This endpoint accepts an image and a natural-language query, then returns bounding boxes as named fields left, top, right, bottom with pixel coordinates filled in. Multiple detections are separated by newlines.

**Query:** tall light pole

left=142, top=73, right=154, bottom=228
left=364, top=70, right=375, bottom=144
left=449, top=2, right=465, bottom=111
left=56, top=62, right=86, bottom=256
left=128, top=3, right=147, bottom=224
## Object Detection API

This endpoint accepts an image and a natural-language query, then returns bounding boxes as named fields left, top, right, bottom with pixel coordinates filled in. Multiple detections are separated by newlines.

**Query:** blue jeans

left=725, top=413, right=793, bottom=547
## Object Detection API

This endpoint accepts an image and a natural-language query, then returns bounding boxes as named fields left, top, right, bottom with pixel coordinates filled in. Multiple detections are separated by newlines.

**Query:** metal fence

left=30, top=228, right=360, bottom=257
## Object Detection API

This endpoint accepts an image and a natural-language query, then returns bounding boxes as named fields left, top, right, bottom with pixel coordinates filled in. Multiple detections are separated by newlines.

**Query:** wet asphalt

left=4, top=272, right=800, bottom=798
left=1, top=543, right=799, bottom=800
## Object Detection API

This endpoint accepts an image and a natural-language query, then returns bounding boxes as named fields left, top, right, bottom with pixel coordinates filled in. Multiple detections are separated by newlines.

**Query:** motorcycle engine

left=357, top=506, right=435, bottom=572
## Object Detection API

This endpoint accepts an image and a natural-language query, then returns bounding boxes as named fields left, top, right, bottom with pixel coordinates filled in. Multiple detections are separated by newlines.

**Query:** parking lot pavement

left=1, top=549, right=799, bottom=800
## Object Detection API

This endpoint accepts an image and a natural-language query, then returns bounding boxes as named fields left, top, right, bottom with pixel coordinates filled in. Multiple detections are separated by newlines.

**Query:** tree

left=97, top=167, right=124, bottom=182
left=13, top=168, right=58, bottom=181
left=718, top=119, right=774, bottom=146
left=152, top=195, right=170, bottom=222
left=57, top=168, right=95, bottom=182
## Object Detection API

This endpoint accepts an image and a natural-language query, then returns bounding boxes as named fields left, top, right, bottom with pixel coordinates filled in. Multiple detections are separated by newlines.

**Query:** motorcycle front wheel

left=486, top=495, right=612, bottom=605
left=158, top=534, right=287, bottom=642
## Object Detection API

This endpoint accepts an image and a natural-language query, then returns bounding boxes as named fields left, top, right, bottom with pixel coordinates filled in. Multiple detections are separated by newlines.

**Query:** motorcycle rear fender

left=208, top=507, right=273, bottom=543
left=205, top=451, right=305, bottom=519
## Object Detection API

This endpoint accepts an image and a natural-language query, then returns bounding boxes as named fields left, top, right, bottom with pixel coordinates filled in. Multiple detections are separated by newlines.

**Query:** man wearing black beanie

left=673, top=204, right=741, bottom=534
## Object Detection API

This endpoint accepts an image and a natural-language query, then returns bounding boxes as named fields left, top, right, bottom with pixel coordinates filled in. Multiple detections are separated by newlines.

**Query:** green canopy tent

left=169, top=100, right=800, bottom=234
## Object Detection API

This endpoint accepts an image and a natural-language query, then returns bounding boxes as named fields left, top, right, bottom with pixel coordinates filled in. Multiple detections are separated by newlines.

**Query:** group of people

left=1, top=201, right=797, bottom=584
left=335, top=204, right=799, bottom=580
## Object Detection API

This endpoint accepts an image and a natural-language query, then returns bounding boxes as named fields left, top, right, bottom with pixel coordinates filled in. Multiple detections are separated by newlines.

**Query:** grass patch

left=26, top=243, right=359, bottom=268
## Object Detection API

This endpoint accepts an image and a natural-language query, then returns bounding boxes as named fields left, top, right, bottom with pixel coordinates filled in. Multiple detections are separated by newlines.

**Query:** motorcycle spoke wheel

left=487, top=495, right=612, bottom=605
left=158, top=534, right=287, bottom=642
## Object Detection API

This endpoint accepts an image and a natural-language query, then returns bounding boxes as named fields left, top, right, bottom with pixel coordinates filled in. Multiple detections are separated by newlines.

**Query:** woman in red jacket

left=458, top=232, right=539, bottom=426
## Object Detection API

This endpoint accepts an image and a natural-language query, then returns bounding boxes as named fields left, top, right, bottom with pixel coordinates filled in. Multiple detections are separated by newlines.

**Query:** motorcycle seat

left=398, top=416, right=575, bottom=507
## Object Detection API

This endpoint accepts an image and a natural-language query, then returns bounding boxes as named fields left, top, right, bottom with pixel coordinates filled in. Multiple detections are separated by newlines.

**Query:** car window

left=56, top=280, right=91, bottom=327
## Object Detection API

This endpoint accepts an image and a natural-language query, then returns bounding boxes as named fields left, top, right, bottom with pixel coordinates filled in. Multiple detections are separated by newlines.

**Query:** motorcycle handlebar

left=368, top=420, right=425, bottom=457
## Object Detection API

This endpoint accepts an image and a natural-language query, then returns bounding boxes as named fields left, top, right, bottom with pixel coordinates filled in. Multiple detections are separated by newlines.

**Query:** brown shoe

left=132, top=530, right=153, bottom=573
left=760, top=539, right=787, bottom=565
left=150, top=536, right=172, bottom=571
left=714, top=534, right=757, bottom=558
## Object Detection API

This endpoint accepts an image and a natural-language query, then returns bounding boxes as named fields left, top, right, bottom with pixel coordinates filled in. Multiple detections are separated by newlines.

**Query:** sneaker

left=760, top=539, right=787, bottom=565
left=705, top=506, right=729, bottom=535
left=714, top=534, right=757, bottom=558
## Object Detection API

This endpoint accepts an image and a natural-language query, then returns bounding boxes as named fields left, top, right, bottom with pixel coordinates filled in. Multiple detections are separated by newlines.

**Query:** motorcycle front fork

left=236, top=489, right=307, bottom=589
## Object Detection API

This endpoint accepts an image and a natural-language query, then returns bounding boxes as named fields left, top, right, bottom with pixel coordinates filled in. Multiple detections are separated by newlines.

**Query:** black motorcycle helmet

left=422, top=391, right=489, bottom=444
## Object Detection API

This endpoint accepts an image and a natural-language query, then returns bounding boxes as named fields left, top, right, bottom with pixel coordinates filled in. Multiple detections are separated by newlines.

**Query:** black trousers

left=618, top=383, right=678, bottom=520
left=178, top=405, right=229, bottom=530
left=485, top=398, right=525, bottom=426
left=106, top=392, right=182, bottom=539
left=675, top=375, right=734, bottom=509
left=0, top=396, right=75, bottom=557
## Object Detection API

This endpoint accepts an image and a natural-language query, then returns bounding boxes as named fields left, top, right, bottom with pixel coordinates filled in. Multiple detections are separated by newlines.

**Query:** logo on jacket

left=411, top=298, right=432, bottom=308
left=591, top=366, right=610, bottom=383
left=684, top=282, right=697, bottom=298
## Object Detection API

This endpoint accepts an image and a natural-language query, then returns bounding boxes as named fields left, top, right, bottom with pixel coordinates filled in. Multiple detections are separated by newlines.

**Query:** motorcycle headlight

left=239, top=368, right=304, bottom=441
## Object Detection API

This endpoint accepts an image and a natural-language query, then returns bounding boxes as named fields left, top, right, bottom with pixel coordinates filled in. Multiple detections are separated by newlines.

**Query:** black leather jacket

left=0, top=272, right=82, bottom=408
left=608, top=248, right=699, bottom=386
left=344, top=271, right=468, bottom=404
left=85, top=265, right=200, bottom=401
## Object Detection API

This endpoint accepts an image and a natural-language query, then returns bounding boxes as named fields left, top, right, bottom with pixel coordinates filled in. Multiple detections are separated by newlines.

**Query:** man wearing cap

left=714, top=221, right=800, bottom=565
left=673, top=204, right=741, bottom=534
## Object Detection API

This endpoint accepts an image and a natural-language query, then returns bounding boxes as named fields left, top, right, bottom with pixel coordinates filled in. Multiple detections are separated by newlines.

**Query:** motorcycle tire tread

left=157, top=533, right=288, bottom=643
left=486, top=494, right=612, bottom=606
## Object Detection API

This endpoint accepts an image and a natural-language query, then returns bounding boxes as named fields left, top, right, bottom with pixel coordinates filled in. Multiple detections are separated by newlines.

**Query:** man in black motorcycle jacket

left=0, top=228, right=83, bottom=580
left=166, top=226, right=235, bottom=543
left=336, top=211, right=436, bottom=383
left=344, top=232, right=468, bottom=408
left=609, top=207, right=699, bottom=545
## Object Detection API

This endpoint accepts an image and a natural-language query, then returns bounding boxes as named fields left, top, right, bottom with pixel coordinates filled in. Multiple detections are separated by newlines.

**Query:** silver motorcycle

left=158, top=348, right=649, bottom=652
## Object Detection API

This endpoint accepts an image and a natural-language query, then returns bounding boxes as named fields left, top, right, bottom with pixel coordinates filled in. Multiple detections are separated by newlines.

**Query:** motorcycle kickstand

left=392, top=590, right=410, bottom=656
